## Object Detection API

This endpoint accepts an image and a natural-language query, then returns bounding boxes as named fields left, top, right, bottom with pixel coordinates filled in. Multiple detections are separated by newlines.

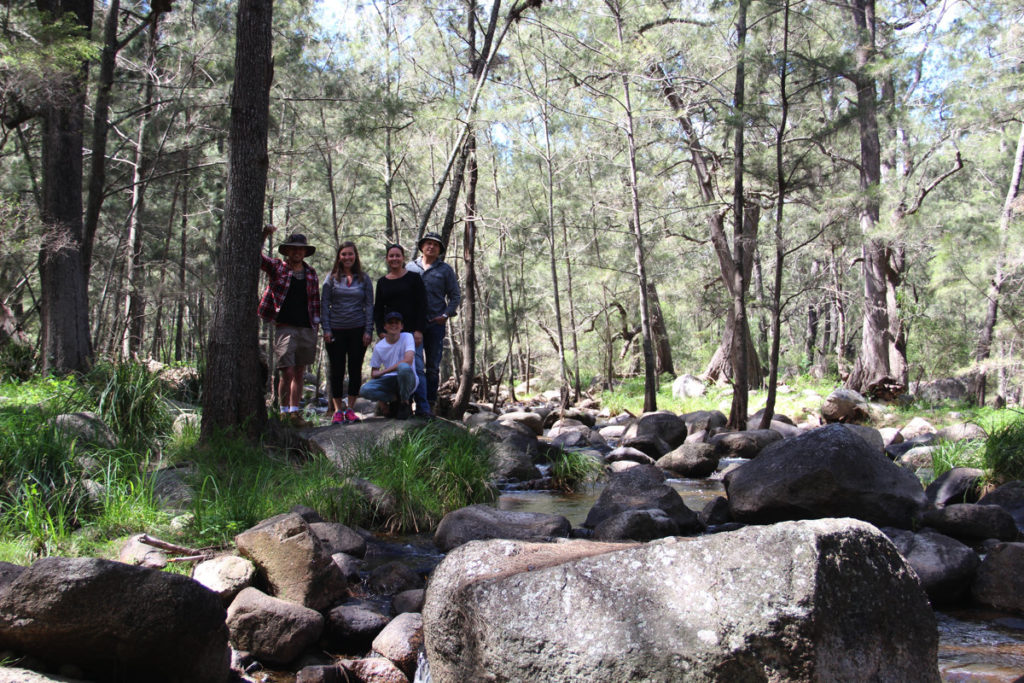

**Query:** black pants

left=325, top=328, right=367, bottom=399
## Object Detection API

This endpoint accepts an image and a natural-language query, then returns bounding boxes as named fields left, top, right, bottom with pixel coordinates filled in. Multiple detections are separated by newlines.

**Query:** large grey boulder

left=724, top=424, right=927, bottom=529
left=234, top=512, right=348, bottom=611
left=423, top=519, right=938, bottom=683
left=226, top=587, right=324, bottom=665
left=882, top=527, right=979, bottom=605
left=671, top=373, right=705, bottom=399
left=434, top=504, right=571, bottom=552
left=0, top=557, right=229, bottom=683
left=322, top=603, right=390, bottom=652
left=192, top=554, right=257, bottom=605
left=709, top=429, right=783, bottom=458
left=680, top=410, right=727, bottom=436
left=496, top=410, right=543, bottom=435
left=820, top=388, right=869, bottom=424
left=926, top=467, right=984, bottom=507
left=621, top=411, right=688, bottom=450
left=474, top=421, right=542, bottom=481
left=583, top=465, right=702, bottom=535
left=50, top=412, right=117, bottom=450
left=971, top=542, right=1024, bottom=614
left=309, top=522, right=367, bottom=558
left=918, top=503, right=1019, bottom=543
left=656, top=442, right=718, bottom=478
left=592, top=508, right=681, bottom=542
left=372, top=612, right=423, bottom=679
left=978, top=481, right=1024, bottom=533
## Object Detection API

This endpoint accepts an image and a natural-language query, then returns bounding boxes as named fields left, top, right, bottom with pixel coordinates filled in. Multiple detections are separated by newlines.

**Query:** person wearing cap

left=359, top=311, right=417, bottom=419
left=406, top=232, right=460, bottom=412
left=373, top=243, right=431, bottom=417
left=259, top=225, right=320, bottom=427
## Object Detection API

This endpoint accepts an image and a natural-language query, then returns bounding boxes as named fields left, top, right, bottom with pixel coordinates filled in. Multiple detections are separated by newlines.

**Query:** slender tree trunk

left=976, top=121, right=1024, bottom=406
left=728, top=0, right=750, bottom=431
left=451, top=132, right=478, bottom=417
left=647, top=282, right=674, bottom=376
left=561, top=215, right=582, bottom=402
left=201, top=0, right=274, bottom=441
left=36, top=0, right=93, bottom=374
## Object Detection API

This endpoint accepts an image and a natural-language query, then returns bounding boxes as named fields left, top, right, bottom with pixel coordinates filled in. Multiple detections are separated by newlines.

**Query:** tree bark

left=201, top=0, right=274, bottom=441
left=728, top=0, right=750, bottom=431
left=36, top=0, right=93, bottom=374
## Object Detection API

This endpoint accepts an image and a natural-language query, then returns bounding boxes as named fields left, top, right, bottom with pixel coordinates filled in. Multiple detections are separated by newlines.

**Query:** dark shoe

left=395, top=402, right=413, bottom=420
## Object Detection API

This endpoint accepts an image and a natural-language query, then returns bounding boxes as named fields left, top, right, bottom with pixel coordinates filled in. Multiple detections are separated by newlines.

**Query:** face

left=282, top=246, right=306, bottom=264
left=421, top=240, right=441, bottom=258
left=338, top=246, right=356, bottom=270
left=384, top=318, right=404, bottom=333
left=386, top=247, right=405, bottom=271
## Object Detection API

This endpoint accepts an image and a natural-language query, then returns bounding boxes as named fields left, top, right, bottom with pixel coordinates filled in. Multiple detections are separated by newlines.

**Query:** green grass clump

left=348, top=421, right=497, bottom=534
left=930, top=439, right=985, bottom=481
left=982, top=412, right=1024, bottom=486
left=78, top=362, right=173, bottom=451
left=548, top=449, right=604, bottom=492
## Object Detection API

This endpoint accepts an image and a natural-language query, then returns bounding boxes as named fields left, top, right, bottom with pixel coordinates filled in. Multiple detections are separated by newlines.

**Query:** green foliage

left=78, top=362, right=173, bottom=451
left=929, top=439, right=985, bottom=482
left=548, top=449, right=604, bottom=492
left=347, top=422, right=497, bottom=534
left=982, top=412, right=1024, bottom=485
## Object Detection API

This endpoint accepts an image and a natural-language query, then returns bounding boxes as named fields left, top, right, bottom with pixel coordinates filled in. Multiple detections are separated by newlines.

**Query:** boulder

left=913, top=377, right=969, bottom=403
left=604, top=446, right=656, bottom=466
left=234, top=512, right=348, bottom=611
left=151, top=465, right=195, bottom=509
left=372, top=612, right=423, bottom=678
left=309, top=522, right=367, bottom=558
left=226, top=587, right=323, bottom=665
left=618, top=433, right=671, bottom=459
left=422, top=520, right=938, bottom=682
left=978, top=481, right=1024, bottom=533
left=724, top=424, right=927, bottom=529
left=366, top=561, right=424, bottom=595
left=474, top=422, right=542, bottom=482
left=434, top=504, right=571, bottom=553
left=542, top=408, right=596, bottom=429
left=886, top=433, right=937, bottom=460
left=936, top=422, right=987, bottom=442
left=583, top=466, right=702, bottom=535
left=117, top=533, right=167, bottom=569
left=898, top=445, right=936, bottom=470
left=918, top=504, right=1019, bottom=543
left=925, top=467, right=984, bottom=507
left=882, top=527, right=979, bottom=605
left=496, top=410, right=543, bottom=435
left=900, top=416, right=936, bottom=441
left=592, top=508, right=681, bottom=542
left=699, top=496, right=732, bottom=527
left=820, top=389, right=869, bottom=424
left=49, top=412, right=116, bottom=450
left=0, top=557, right=229, bottom=683
left=192, top=554, right=257, bottom=605
left=971, top=542, right=1024, bottom=614
left=709, top=429, right=783, bottom=458
left=840, top=423, right=885, bottom=455
left=340, top=657, right=409, bottom=683
left=331, top=553, right=362, bottom=584
left=656, top=442, right=719, bottom=478
left=680, top=410, right=727, bottom=436
left=621, top=411, right=688, bottom=449
left=391, top=589, right=425, bottom=615
left=671, top=373, right=705, bottom=399
left=322, top=603, right=390, bottom=652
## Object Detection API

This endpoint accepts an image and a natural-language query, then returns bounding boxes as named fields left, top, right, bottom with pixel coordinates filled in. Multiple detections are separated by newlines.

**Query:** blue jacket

left=406, top=258, right=461, bottom=320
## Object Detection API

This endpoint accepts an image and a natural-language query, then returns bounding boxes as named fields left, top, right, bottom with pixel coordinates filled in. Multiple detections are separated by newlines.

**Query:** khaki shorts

left=274, top=325, right=316, bottom=368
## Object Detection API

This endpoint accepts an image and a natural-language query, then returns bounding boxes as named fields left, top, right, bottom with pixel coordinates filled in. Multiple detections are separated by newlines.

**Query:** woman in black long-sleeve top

left=374, top=244, right=431, bottom=416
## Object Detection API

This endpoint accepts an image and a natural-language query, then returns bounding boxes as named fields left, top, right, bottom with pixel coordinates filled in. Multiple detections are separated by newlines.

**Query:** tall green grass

left=548, top=448, right=604, bottom=492
left=347, top=421, right=497, bottom=533
left=982, top=411, right=1024, bottom=485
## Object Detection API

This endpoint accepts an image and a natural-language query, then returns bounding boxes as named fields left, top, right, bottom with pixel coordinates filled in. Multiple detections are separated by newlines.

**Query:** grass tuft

left=982, top=412, right=1024, bottom=486
left=548, top=449, right=604, bottom=492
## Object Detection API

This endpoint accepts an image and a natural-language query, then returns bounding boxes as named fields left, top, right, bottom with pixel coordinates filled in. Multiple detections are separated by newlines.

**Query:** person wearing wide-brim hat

left=258, top=225, right=321, bottom=427
left=406, top=231, right=461, bottom=413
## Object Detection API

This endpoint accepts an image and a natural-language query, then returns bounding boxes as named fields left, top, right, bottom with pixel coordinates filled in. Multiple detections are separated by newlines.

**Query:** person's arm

left=260, top=225, right=278, bottom=273
left=308, top=266, right=321, bottom=332
left=373, top=278, right=384, bottom=337
left=362, top=275, right=374, bottom=345
left=321, top=278, right=333, bottom=341
left=444, top=264, right=461, bottom=318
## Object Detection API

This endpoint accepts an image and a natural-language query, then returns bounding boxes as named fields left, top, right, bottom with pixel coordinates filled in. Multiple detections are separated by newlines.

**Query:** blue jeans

left=359, top=363, right=416, bottom=403
left=422, top=323, right=446, bottom=403
left=413, top=341, right=431, bottom=415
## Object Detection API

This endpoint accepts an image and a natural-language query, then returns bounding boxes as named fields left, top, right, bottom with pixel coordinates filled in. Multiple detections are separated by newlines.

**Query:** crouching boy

left=359, top=311, right=417, bottom=419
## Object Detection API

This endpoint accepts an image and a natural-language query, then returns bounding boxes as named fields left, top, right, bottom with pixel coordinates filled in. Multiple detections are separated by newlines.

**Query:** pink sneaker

left=331, top=411, right=346, bottom=424
left=344, top=408, right=360, bottom=423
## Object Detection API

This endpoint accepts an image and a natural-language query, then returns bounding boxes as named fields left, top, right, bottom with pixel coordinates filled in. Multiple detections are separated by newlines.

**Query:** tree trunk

left=646, top=282, right=674, bottom=376
left=36, top=0, right=93, bottom=374
left=451, top=131, right=478, bottom=417
left=201, top=0, right=274, bottom=441
left=728, top=0, right=750, bottom=431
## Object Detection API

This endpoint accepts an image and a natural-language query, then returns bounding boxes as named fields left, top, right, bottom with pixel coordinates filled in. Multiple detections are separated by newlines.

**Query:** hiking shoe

left=290, top=413, right=313, bottom=428
left=331, top=411, right=346, bottom=424
left=394, top=402, right=413, bottom=420
left=344, top=408, right=360, bottom=423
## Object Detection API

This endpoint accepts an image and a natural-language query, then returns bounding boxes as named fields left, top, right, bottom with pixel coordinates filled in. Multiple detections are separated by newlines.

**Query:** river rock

left=497, top=410, right=543, bottom=435
left=192, top=554, right=257, bottom=605
left=882, top=527, right=979, bottom=605
left=474, top=422, right=541, bottom=481
left=926, top=467, right=984, bottom=507
left=433, top=503, right=571, bottom=552
left=621, top=411, right=688, bottom=450
left=656, top=442, right=718, bottom=478
left=391, top=589, right=425, bottom=615
left=0, top=668, right=89, bottom=682
left=913, top=377, right=969, bottom=403
left=50, top=412, right=117, bottom=450
left=592, top=508, right=681, bottom=541
left=366, top=561, right=424, bottom=595
left=971, top=542, right=1024, bottom=614
left=227, top=587, right=324, bottom=665
left=583, top=465, right=701, bottom=534
left=680, top=410, right=727, bottom=435
left=898, top=445, right=936, bottom=469
left=886, top=433, right=937, bottom=460
left=840, top=423, right=885, bottom=455
left=117, top=533, right=167, bottom=568
left=322, top=603, right=390, bottom=651
left=724, top=423, right=927, bottom=529
left=604, top=446, right=656, bottom=466
left=919, top=503, right=1019, bottom=543
left=700, top=496, right=732, bottom=527
left=619, top=433, right=671, bottom=459
left=422, top=519, right=938, bottom=682
left=0, top=557, right=229, bottom=683
left=709, top=429, right=783, bottom=458
left=309, top=522, right=367, bottom=558
left=235, top=512, right=348, bottom=611
left=340, top=657, right=409, bottom=683
left=372, top=612, right=423, bottom=678
left=331, top=552, right=362, bottom=584
left=978, top=481, right=1024, bottom=533
left=900, top=416, right=936, bottom=440
left=820, top=388, right=869, bottom=424
left=936, top=422, right=987, bottom=442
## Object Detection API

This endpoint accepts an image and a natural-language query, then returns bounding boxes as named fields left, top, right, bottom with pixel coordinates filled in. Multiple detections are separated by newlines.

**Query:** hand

left=413, top=331, right=423, bottom=345
left=262, top=224, right=275, bottom=240
left=324, top=332, right=333, bottom=342
left=362, top=333, right=371, bottom=347
left=430, top=315, right=446, bottom=325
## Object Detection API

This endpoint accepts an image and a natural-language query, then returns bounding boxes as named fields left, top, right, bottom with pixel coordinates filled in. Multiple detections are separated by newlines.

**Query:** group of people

left=258, top=226, right=461, bottom=427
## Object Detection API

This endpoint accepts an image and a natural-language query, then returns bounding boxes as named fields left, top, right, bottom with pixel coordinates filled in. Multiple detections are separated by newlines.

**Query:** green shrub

left=79, top=362, right=172, bottom=451
left=348, top=422, right=497, bottom=533
left=982, top=412, right=1024, bottom=485
left=548, top=448, right=604, bottom=492
left=929, top=439, right=985, bottom=482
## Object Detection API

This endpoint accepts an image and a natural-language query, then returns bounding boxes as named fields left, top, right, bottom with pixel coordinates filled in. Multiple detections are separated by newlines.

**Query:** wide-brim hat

left=417, top=231, right=446, bottom=254
left=278, top=233, right=316, bottom=256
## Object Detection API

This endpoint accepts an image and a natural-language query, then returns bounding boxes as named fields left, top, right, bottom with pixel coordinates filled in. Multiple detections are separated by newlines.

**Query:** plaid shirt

left=258, top=253, right=321, bottom=330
